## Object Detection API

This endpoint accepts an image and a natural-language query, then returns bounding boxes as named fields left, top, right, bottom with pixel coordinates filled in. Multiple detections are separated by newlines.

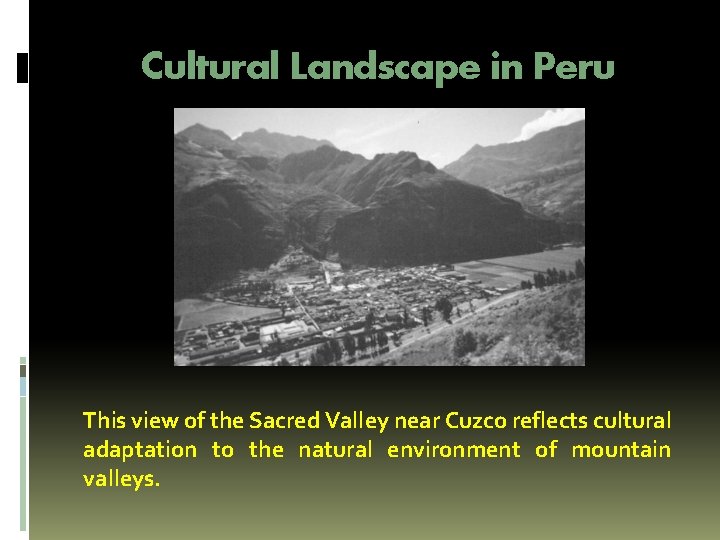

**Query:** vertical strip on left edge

left=20, top=357, right=27, bottom=531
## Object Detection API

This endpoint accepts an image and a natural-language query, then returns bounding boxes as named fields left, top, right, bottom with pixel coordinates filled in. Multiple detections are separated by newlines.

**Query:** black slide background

left=28, top=10, right=718, bottom=539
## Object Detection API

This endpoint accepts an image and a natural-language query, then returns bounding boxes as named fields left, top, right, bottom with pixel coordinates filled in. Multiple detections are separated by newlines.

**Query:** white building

left=259, top=320, right=310, bottom=347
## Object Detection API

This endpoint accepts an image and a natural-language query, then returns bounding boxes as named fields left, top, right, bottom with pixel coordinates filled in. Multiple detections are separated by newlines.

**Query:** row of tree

left=309, top=330, right=390, bottom=366
left=519, top=258, right=586, bottom=289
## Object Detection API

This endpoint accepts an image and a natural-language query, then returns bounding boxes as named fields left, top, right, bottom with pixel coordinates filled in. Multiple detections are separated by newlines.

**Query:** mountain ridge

left=444, top=120, right=585, bottom=222
left=235, top=128, right=335, bottom=157
left=176, top=123, right=334, bottom=159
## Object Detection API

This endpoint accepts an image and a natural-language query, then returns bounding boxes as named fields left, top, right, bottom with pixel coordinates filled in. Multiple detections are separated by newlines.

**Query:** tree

left=357, top=334, right=367, bottom=356
left=377, top=331, right=389, bottom=350
left=575, top=259, right=585, bottom=279
left=342, top=333, right=356, bottom=358
left=453, top=330, right=478, bottom=358
left=435, top=296, right=453, bottom=322
left=329, top=339, right=343, bottom=364
left=309, top=350, right=320, bottom=366
left=368, top=331, right=377, bottom=356
left=364, top=310, right=376, bottom=333
left=314, top=342, right=333, bottom=366
left=314, top=344, right=326, bottom=366
left=324, top=342, right=336, bottom=365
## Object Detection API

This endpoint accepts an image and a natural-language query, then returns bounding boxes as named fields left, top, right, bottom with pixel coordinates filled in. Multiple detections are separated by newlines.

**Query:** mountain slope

left=278, top=145, right=368, bottom=191
left=287, top=192, right=360, bottom=257
left=444, top=120, right=585, bottom=222
left=174, top=134, right=281, bottom=192
left=174, top=176, right=289, bottom=296
left=366, top=281, right=585, bottom=366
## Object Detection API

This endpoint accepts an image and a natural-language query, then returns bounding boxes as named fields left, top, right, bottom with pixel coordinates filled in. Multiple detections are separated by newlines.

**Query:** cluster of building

left=199, top=279, right=284, bottom=310
left=174, top=309, right=316, bottom=366
left=295, top=264, right=500, bottom=333
left=198, top=249, right=327, bottom=312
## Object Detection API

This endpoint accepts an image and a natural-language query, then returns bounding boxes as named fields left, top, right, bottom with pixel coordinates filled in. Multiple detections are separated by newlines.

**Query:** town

left=174, top=248, right=516, bottom=367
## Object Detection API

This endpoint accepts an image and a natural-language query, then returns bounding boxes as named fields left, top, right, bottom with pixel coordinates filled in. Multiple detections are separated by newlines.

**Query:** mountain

left=279, top=147, right=561, bottom=265
left=174, top=125, right=570, bottom=297
left=444, top=120, right=585, bottom=223
left=174, top=134, right=281, bottom=191
left=280, top=146, right=437, bottom=206
left=174, top=176, right=288, bottom=295
left=234, top=128, right=334, bottom=158
left=334, top=151, right=439, bottom=206
left=174, top=134, right=353, bottom=297
left=278, top=145, right=367, bottom=191
left=330, top=168, right=561, bottom=266
left=176, top=123, right=240, bottom=153
left=176, top=123, right=334, bottom=160
left=287, top=192, right=360, bottom=257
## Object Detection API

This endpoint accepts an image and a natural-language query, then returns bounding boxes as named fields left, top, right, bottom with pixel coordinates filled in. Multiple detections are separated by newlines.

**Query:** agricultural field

left=174, top=299, right=279, bottom=330
left=454, top=246, right=585, bottom=288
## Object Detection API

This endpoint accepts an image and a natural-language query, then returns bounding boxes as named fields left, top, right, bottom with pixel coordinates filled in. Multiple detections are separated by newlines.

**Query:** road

left=287, top=283, right=320, bottom=331
left=321, top=262, right=332, bottom=285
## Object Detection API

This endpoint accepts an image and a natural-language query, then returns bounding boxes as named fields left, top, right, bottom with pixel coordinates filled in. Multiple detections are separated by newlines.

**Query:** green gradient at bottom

left=28, top=349, right=720, bottom=539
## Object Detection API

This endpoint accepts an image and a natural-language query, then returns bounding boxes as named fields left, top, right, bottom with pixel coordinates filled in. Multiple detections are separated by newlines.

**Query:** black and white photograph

left=174, top=108, right=585, bottom=366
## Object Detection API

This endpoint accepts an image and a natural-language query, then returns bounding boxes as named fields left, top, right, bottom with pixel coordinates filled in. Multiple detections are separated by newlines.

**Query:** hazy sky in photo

left=174, top=108, right=585, bottom=167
